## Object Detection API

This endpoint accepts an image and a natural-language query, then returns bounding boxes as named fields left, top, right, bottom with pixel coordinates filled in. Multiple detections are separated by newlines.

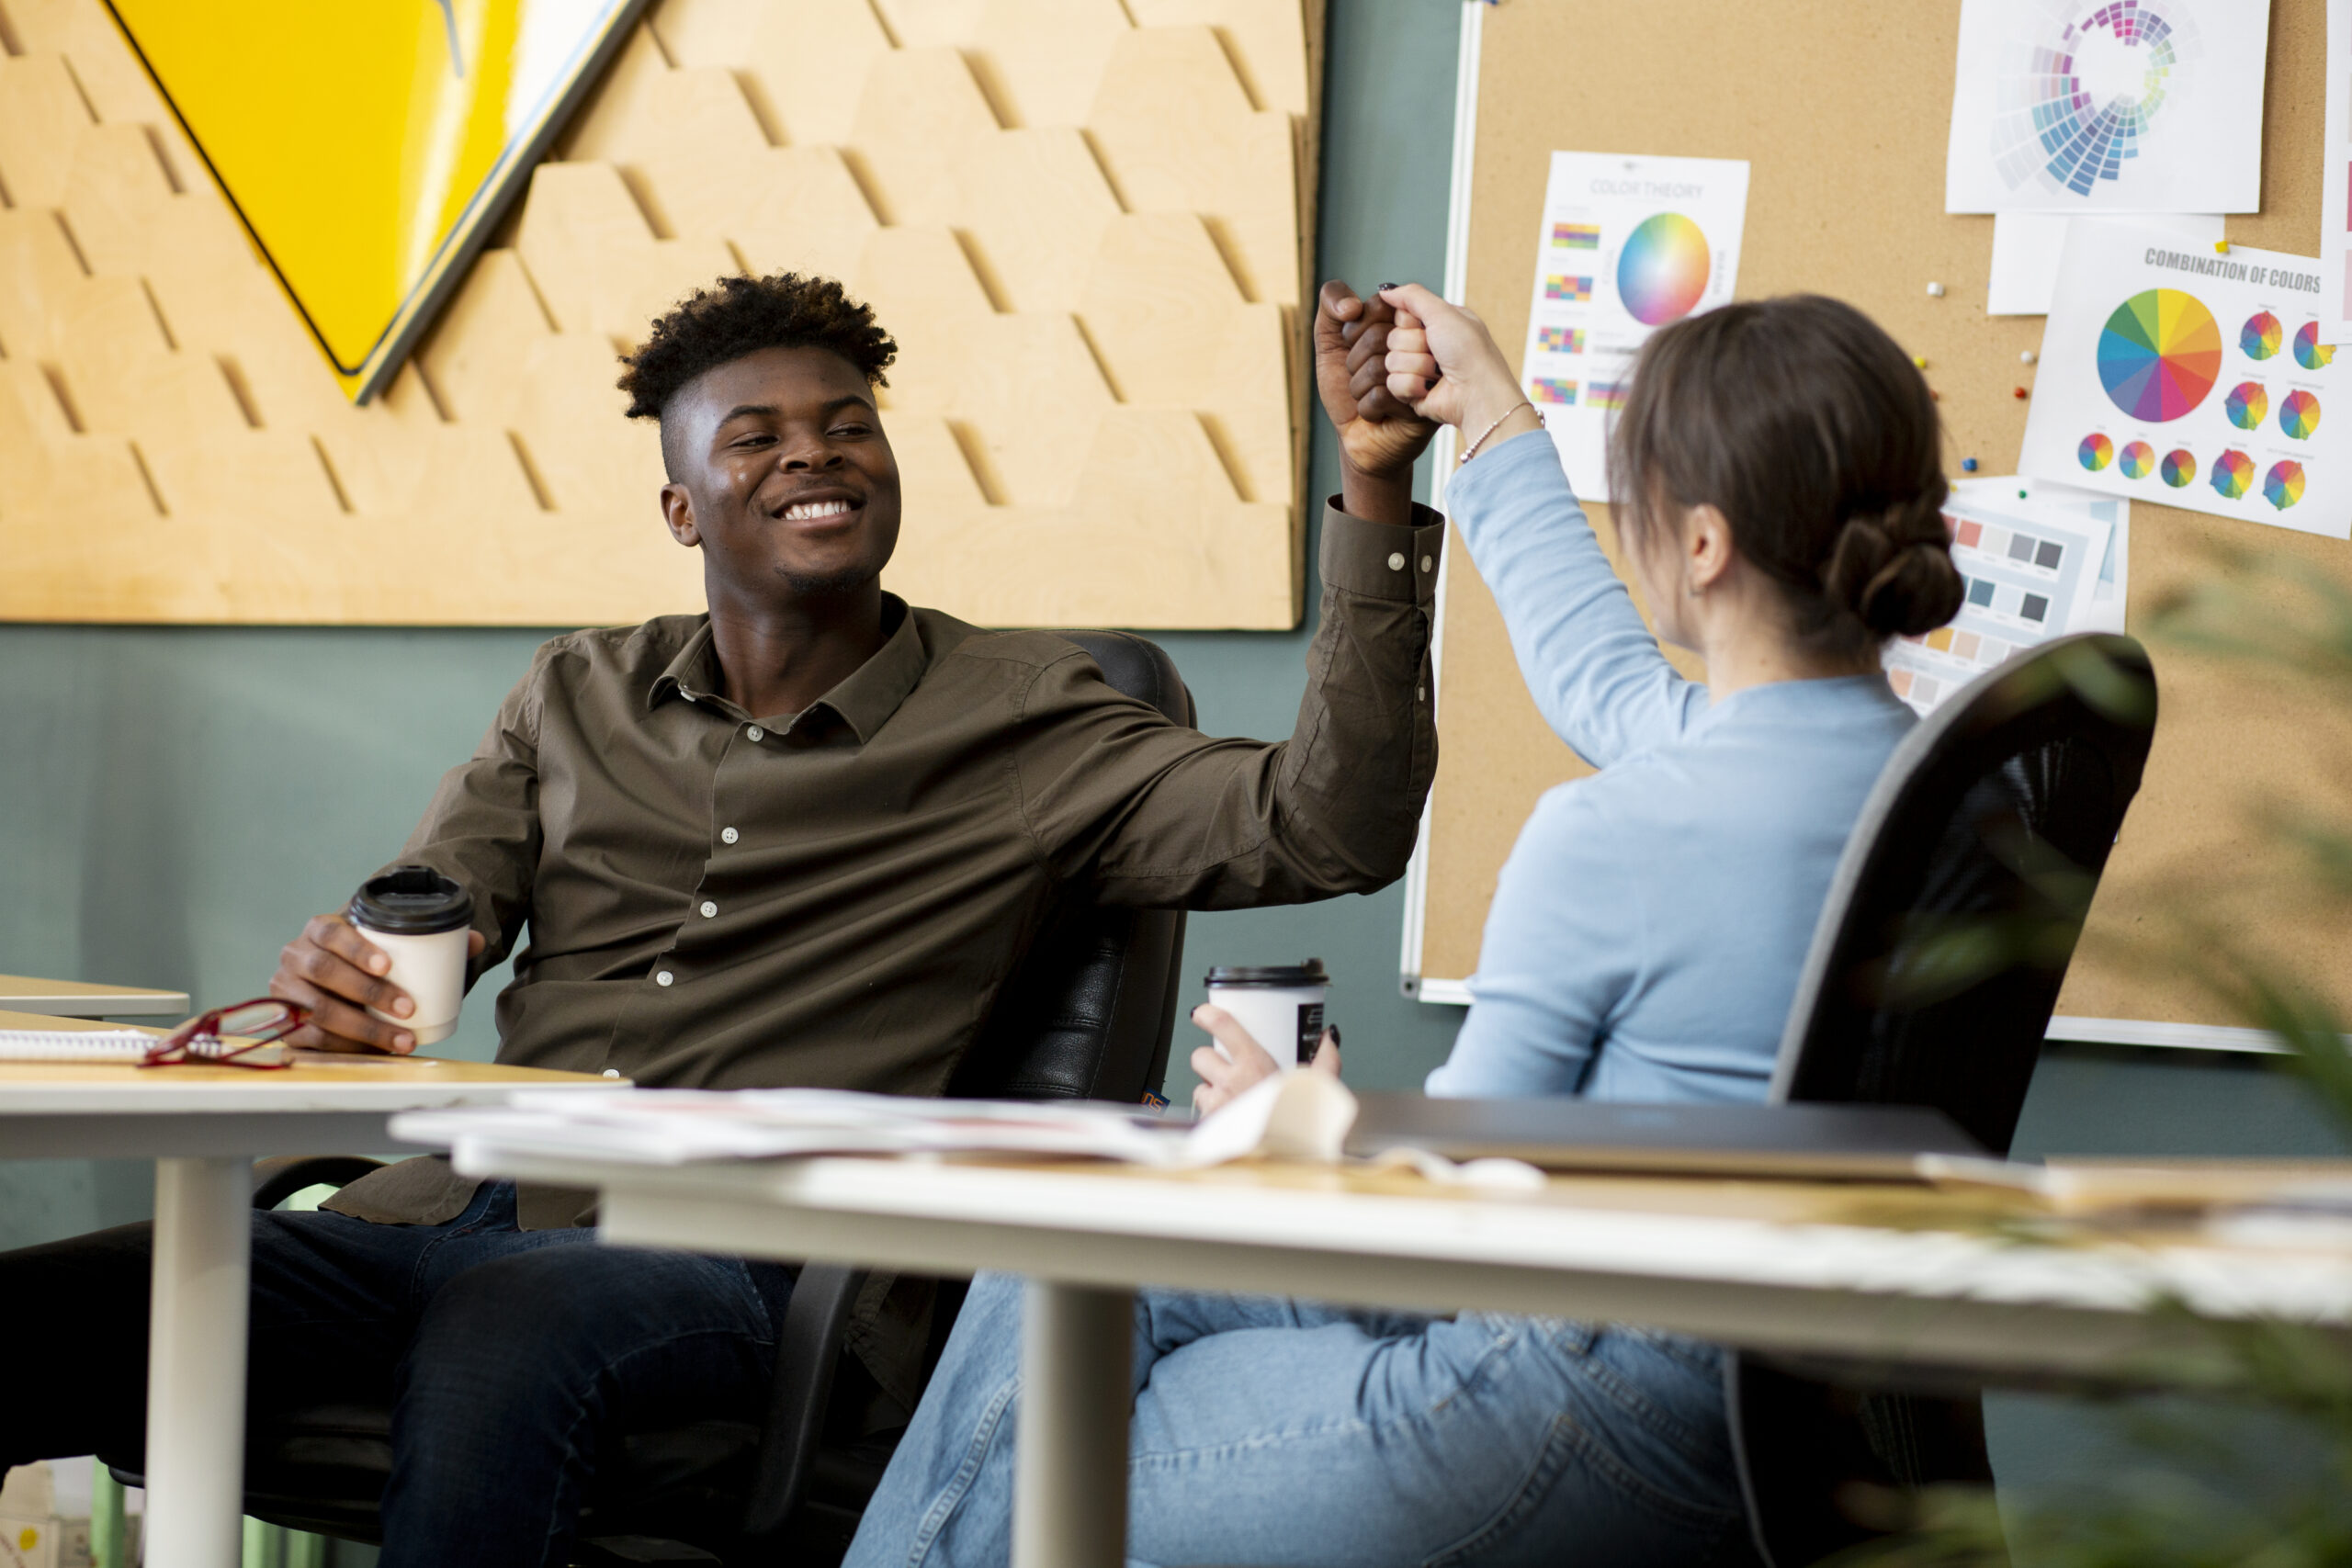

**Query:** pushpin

left=2215, top=239, right=2231, bottom=254
left=1913, top=355, right=1928, bottom=368
left=1961, top=457, right=1979, bottom=472
left=2020, top=350, right=2037, bottom=365
left=2013, top=386, right=2030, bottom=399
left=1929, top=389, right=1941, bottom=401
left=2018, top=488, right=2029, bottom=500
left=1927, top=281, right=1946, bottom=297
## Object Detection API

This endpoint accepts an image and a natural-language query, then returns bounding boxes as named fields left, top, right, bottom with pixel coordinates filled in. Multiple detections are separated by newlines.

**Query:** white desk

left=0, top=1012, right=619, bottom=1568
left=0, top=974, right=189, bottom=1018
left=429, top=1143, right=2352, bottom=1568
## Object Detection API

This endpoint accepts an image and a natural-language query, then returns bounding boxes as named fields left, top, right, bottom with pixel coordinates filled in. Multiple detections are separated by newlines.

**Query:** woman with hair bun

left=843, top=290, right=1962, bottom=1568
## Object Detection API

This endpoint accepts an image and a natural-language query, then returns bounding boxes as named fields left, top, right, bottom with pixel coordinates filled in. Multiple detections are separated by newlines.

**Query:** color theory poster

left=1945, top=0, right=2268, bottom=214
left=1515, top=152, right=1748, bottom=502
left=2019, top=221, right=2350, bottom=538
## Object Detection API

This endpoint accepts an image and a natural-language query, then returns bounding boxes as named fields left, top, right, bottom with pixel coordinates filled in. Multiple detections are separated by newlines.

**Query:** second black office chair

left=1725, top=631, right=2160, bottom=1566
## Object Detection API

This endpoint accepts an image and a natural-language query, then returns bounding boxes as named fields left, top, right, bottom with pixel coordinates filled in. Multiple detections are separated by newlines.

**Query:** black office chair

left=1724, top=633, right=2159, bottom=1567
left=114, top=630, right=1194, bottom=1567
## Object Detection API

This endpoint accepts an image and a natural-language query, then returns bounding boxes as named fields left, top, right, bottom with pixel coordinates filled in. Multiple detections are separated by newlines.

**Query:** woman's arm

left=1378, top=284, right=1702, bottom=768
left=1424, top=784, right=1639, bottom=1098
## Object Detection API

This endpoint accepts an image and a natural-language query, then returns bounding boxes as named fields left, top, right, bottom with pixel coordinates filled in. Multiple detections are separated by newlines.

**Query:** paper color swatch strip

left=1884, top=481, right=2116, bottom=716
left=1517, top=152, right=1750, bottom=502
left=2018, top=221, right=2349, bottom=538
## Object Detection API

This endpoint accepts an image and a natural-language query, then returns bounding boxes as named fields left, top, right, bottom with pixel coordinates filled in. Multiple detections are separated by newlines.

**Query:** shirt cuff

left=1320, top=499, right=1445, bottom=606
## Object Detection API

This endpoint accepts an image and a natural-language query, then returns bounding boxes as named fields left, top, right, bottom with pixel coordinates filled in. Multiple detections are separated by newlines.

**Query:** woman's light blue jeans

left=843, top=1272, right=1755, bottom=1568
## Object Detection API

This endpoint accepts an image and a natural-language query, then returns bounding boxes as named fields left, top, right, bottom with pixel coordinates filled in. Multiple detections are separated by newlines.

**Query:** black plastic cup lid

left=349, top=866, right=474, bottom=935
left=1204, top=959, right=1329, bottom=988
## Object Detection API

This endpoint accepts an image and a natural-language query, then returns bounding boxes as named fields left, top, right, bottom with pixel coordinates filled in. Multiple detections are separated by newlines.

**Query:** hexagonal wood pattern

left=0, top=0, right=1322, bottom=626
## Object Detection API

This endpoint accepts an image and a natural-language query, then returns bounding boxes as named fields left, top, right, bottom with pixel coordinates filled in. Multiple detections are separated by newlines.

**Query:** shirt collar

left=646, top=595, right=926, bottom=744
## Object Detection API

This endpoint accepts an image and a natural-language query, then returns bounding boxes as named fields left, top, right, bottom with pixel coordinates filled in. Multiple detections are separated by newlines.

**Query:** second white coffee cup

left=1204, top=959, right=1330, bottom=1066
left=347, top=866, right=475, bottom=1046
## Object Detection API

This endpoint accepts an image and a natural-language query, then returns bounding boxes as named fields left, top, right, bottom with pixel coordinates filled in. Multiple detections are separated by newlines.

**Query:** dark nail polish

left=1327, top=1025, right=1342, bottom=1046
left=1377, top=282, right=1398, bottom=291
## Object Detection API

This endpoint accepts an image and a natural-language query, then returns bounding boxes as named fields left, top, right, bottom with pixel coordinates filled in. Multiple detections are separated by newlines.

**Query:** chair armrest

left=740, top=1262, right=868, bottom=1539
left=252, top=1156, right=385, bottom=1211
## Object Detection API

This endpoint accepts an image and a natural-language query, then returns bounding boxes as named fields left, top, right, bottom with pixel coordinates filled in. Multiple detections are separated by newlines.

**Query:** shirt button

left=746, top=725, right=765, bottom=742
left=1386, top=552, right=1406, bottom=571
left=602, top=1068, right=621, bottom=1079
left=656, top=970, right=674, bottom=987
left=700, top=900, right=718, bottom=918
left=1420, top=555, right=1433, bottom=572
left=721, top=827, right=739, bottom=844
left=1418, top=686, right=1427, bottom=701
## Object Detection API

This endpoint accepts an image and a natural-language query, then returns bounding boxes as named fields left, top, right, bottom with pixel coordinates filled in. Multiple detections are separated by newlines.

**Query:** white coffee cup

left=1204, top=960, right=1330, bottom=1066
left=347, top=866, right=475, bottom=1046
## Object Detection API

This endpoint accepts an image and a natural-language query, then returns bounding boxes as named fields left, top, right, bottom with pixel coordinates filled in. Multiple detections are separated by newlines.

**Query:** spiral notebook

left=0, top=1029, right=160, bottom=1062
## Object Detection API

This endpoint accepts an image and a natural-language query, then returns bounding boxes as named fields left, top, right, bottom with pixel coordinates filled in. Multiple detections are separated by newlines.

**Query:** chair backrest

left=1769, top=632, right=2159, bottom=1153
left=1731, top=633, right=2159, bottom=1568
left=947, top=630, right=1195, bottom=1104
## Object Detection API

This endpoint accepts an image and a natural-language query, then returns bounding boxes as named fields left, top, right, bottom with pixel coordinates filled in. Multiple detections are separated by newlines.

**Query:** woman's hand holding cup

left=1189, top=1003, right=1341, bottom=1117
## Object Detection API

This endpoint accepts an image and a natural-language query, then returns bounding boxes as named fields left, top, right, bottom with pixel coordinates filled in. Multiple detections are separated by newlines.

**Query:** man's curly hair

left=616, top=273, right=898, bottom=422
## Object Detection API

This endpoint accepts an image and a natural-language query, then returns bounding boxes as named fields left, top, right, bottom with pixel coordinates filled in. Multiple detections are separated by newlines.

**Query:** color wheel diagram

left=1991, top=0, right=2197, bottom=199
left=2282, top=389, right=2322, bottom=438
left=2211, top=448, right=2254, bottom=499
left=1616, top=213, right=1711, bottom=327
left=2098, top=288, right=2221, bottom=422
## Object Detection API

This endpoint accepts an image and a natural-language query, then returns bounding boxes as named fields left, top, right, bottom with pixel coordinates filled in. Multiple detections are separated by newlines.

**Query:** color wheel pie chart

left=2296, top=321, right=2336, bottom=371
left=2224, top=381, right=2267, bottom=430
left=2210, top=449, right=2254, bottom=500
left=2242, top=311, right=2281, bottom=360
left=2265, top=460, right=2306, bottom=510
left=2098, top=289, right=2222, bottom=422
left=2281, top=389, right=2322, bottom=438
left=2077, top=433, right=2113, bottom=471
left=2158, top=448, right=2197, bottom=488
left=1616, top=213, right=1711, bottom=327
left=2118, top=440, right=2155, bottom=479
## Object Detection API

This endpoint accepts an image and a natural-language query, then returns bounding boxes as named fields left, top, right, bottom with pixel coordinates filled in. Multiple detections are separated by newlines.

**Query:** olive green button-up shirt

left=325, top=500, right=1441, bottom=1397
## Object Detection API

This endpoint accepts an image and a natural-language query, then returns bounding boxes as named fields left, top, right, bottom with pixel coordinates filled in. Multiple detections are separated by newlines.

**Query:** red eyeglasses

left=141, top=998, right=311, bottom=1070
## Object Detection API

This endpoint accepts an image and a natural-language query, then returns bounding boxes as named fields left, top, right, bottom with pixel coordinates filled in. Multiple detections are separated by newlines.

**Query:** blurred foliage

left=1850, top=551, right=2352, bottom=1566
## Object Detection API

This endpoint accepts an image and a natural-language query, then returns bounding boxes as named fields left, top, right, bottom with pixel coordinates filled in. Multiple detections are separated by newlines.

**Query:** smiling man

left=0, top=273, right=1442, bottom=1567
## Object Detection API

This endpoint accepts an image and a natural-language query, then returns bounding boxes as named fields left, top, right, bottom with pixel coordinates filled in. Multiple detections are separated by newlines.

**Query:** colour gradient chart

left=1884, top=486, right=2113, bottom=716
left=1518, top=152, right=1749, bottom=502
left=1946, top=0, right=2268, bottom=213
left=2020, top=221, right=2351, bottom=538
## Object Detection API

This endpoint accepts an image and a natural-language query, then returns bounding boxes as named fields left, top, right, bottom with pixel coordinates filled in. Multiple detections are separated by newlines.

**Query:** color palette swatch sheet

left=1946, top=0, right=2268, bottom=213
left=2019, top=221, right=2349, bottom=538
left=1517, top=152, right=1749, bottom=502
left=1884, top=483, right=2114, bottom=716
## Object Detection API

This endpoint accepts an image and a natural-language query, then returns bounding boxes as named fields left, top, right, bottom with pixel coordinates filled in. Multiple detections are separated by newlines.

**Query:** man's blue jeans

left=844, top=1272, right=1754, bottom=1568
left=0, top=1179, right=791, bottom=1568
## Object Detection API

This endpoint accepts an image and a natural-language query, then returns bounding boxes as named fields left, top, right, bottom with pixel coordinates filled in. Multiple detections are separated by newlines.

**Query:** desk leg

left=144, top=1156, right=252, bottom=1568
left=1012, top=1280, right=1132, bottom=1568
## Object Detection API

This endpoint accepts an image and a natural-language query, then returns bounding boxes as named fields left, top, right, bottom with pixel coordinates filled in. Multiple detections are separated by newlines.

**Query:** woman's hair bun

left=1821, top=495, right=1965, bottom=639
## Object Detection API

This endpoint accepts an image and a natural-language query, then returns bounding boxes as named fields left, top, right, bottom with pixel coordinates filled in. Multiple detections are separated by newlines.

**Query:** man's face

left=659, top=345, right=902, bottom=598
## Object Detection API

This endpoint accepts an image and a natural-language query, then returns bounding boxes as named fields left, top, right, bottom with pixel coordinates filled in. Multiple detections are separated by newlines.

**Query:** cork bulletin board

left=1406, top=0, right=2352, bottom=1050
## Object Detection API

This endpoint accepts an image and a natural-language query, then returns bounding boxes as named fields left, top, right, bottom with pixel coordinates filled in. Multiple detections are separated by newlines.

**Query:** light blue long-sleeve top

left=1424, top=432, right=1917, bottom=1106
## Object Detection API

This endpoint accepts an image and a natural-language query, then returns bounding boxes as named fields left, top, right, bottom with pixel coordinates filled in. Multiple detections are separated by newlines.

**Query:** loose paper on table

left=1946, top=0, right=2268, bottom=215
left=1515, top=152, right=1747, bottom=502
left=1989, top=213, right=2223, bottom=316
left=1885, top=480, right=2117, bottom=716
left=2018, top=221, right=2347, bottom=538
